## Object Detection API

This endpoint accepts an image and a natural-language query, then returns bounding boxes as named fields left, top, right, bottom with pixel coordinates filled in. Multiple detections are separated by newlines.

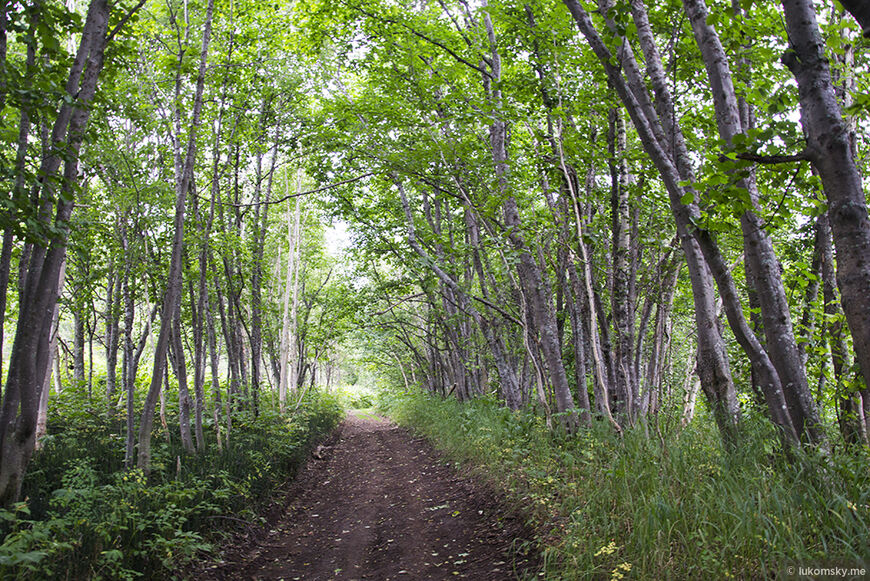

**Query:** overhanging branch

left=730, top=149, right=812, bottom=164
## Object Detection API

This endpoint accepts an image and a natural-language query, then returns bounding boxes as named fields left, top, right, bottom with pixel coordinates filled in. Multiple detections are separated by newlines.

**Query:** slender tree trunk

left=555, top=128, right=617, bottom=429
left=684, top=0, right=821, bottom=444
left=73, top=293, right=86, bottom=386
left=206, top=290, right=223, bottom=451
left=137, top=0, right=214, bottom=471
left=249, top=113, right=278, bottom=417
left=815, top=213, right=864, bottom=443
left=278, top=178, right=302, bottom=411
left=105, top=261, right=121, bottom=413
left=189, top=259, right=206, bottom=451
left=169, top=315, right=194, bottom=454
left=608, top=107, right=636, bottom=424
left=482, top=5, right=576, bottom=429
left=565, top=0, right=792, bottom=445
left=35, top=259, right=65, bottom=448
left=122, top=235, right=137, bottom=468
left=0, top=7, right=39, bottom=388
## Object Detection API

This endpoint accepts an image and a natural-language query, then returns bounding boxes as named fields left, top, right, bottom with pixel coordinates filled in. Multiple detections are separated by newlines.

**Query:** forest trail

left=198, top=412, right=541, bottom=581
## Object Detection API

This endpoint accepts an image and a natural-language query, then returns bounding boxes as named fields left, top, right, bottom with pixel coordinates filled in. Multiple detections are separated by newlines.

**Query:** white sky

left=325, top=220, right=351, bottom=257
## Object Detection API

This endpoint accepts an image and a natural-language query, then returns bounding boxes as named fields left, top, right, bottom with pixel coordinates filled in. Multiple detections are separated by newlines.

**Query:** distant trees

left=299, top=0, right=868, bottom=447
left=0, top=0, right=354, bottom=503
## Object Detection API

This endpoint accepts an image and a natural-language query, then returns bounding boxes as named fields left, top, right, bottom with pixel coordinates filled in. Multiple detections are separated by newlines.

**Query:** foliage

left=333, top=385, right=377, bottom=409
left=381, top=388, right=870, bottom=579
left=0, top=387, right=342, bottom=580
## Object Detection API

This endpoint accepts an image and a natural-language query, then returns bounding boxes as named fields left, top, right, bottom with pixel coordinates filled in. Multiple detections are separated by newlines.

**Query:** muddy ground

left=196, top=412, right=542, bottom=580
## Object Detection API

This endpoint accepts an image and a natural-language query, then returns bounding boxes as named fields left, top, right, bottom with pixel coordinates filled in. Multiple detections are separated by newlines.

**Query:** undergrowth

left=0, top=386, right=343, bottom=580
left=380, top=389, right=870, bottom=580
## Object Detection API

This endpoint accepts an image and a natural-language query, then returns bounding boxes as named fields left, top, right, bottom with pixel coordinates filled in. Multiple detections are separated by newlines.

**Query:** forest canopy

left=0, top=0, right=868, bottom=577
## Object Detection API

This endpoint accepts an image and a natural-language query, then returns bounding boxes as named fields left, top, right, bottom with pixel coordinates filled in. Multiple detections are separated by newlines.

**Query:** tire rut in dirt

left=198, top=413, right=540, bottom=580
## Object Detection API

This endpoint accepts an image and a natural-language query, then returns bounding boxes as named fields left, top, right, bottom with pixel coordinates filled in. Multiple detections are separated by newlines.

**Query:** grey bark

left=0, top=0, right=112, bottom=505
left=683, top=0, right=821, bottom=444
left=608, top=107, right=636, bottom=424
left=105, top=260, right=121, bottom=412
left=565, top=0, right=788, bottom=444
left=137, top=0, right=214, bottom=471
left=482, top=4, right=577, bottom=429
left=780, top=0, right=870, bottom=413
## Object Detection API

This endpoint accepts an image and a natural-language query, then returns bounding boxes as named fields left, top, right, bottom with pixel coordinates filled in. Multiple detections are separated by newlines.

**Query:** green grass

left=0, top=387, right=344, bottom=580
left=380, top=389, right=870, bottom=580
left=350, top=407, right=381, bottom=421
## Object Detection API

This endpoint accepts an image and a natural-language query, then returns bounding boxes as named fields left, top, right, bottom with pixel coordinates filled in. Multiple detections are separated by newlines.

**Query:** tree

left=0, top=0, right=139, bottom=506
left=779, top=0, right=870, bottom=408
left=138, top=0, right=215, bottom=471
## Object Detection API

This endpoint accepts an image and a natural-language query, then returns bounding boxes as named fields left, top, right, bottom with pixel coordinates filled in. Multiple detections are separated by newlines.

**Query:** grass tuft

left=380, top=389, right=870, bottom=579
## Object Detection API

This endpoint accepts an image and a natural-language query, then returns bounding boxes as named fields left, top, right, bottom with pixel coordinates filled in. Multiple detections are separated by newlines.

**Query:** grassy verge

left=380, top=389, right=869, bottom=580
left=0, top=388, right=343, bottom=580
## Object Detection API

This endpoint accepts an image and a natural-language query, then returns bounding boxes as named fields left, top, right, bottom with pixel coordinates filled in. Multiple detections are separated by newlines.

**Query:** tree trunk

left=0, top=0, right=112, bottom=506
left=565, top=0, right=776, bottom=444
left=35, top=259, right=66, bottom=448
left=279, top=178, right=302, bottom=411
left=482, top=5, right=576, bottom=430
left=780, top=0, right=870, bottom=407
left=73, top=294, right=86, bottom=386
left=169, top=315, right=195, bottom=454
left=608, top=107, right=636, bottom=424
left=683, top=0, right=821, bottom=444
left=105, top=260, right=121, bottom=413
left=137, top=0, right=214, bottom=472
left=816, top=213, right=864, bottom=444
left=206, top=289, right=224, bottom=450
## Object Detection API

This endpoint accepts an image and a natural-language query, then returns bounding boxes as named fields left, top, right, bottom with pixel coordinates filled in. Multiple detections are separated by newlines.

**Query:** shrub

left=0, top=388, right=343, bottom=580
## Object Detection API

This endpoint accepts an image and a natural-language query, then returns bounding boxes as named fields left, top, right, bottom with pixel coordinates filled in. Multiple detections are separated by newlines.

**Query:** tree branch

left=343, top=1, right=493, bottom=79
left=106, top=0, right=148, bottom=45
left=730, top=150, right=812, bottom=164
left=227, top=172, right=374, bottom=208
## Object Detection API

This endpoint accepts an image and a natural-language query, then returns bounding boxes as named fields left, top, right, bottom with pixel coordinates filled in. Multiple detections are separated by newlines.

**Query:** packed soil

left=197, top=411, right=541, bottom=581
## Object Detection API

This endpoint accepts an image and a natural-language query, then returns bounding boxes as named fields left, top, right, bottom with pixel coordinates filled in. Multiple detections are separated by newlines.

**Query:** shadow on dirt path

left=197, top=411, right=541, bottom=580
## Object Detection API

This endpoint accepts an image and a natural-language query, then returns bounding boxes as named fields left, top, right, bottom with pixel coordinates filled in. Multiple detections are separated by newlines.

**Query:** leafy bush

left=382, top=389, right=870, bottom=579
left=0, top=388, right=343, bottom=580
left=334, top=386, right=376, bottom=409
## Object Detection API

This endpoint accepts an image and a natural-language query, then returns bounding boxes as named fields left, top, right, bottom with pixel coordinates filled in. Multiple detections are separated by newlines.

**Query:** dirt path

left=198, top=412, right=541, bottom=580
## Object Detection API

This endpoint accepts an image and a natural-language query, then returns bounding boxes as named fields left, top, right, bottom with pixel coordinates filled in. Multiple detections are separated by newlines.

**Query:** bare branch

left=106, top=0, right=148, bottom=45
left=227, top=172, right=374, bottom=208
left=730, top=150, right=812, bottom=164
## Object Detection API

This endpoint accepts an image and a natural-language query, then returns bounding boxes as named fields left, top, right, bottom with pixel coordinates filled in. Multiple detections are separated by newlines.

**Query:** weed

left=381, top=389, right=870, bottom=579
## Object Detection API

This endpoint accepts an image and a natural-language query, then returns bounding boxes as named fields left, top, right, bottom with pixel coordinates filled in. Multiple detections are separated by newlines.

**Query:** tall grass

left=0, top=385, right=343, bottom=580
left=381, top=390, right=870, bottom=579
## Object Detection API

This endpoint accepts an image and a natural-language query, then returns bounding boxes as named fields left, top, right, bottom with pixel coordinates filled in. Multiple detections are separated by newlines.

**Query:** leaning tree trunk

left=137, top=0, right=214, bottom=471
left=626, top=0, right=739, bottom=440
left=780, top=0, right=870, bottom=412
left=566, top=0, right=795, bottom=444
left=0, top=0, right=112, bottom=506
left=683, top=0, right=821, bottom=444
